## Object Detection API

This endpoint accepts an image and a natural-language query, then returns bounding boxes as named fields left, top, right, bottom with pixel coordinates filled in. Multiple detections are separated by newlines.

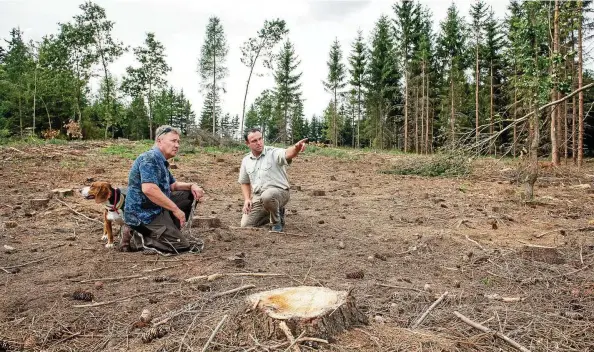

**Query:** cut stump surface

left=237, top=286, right=368, bottom=343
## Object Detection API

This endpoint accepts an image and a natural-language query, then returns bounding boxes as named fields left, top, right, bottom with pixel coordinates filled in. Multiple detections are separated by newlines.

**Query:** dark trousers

left=131, top=191, right=195, bottom=253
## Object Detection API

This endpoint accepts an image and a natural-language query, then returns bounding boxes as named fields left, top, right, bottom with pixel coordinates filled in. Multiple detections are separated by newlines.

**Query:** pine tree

left=469, top=0, right=488, bottom=145
left=273, top=40, right=302, bottom=144
left=348, top=30, right=367, bottom=148
left=240, top=19, right=288, bottom=137
left=483, top=9, right=504, bottom=154
left=394, top=0, right=420, bottom=152
left=437, top=3, right=468, bottom=145
left=199, top=16, right=228, bottom=136
left=122, top=32, right=170, bottom=139
left=323, top=38, right=346, bottom=146
left=75, top=1, right=126, bottom=138
left=199, top=88, right=222, bottom=133
left=366, top=15, right=400, bottom=149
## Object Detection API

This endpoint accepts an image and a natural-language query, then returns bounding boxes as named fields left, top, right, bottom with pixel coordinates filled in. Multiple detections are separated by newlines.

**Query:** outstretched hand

left=295, top=138, right=308, bottom=153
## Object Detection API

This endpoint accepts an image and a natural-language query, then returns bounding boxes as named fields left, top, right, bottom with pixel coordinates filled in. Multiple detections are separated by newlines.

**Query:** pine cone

left=346, top=269, right=364, bottom=279
left=0, top=340, right=13, bottom=352
left=141, top=326, right=169, bottom=343
left=72, top=289, right=94, bottom=301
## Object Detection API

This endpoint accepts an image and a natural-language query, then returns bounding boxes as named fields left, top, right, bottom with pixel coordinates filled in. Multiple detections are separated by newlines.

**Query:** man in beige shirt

left=238, top=128, right=307, bottom=232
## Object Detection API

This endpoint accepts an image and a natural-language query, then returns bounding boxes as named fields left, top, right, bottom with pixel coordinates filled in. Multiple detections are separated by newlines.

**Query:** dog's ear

left=91, top=182, right=112, bottom=202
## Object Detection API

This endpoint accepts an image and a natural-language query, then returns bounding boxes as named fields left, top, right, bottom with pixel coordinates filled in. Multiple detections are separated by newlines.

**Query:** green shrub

left=381, top=151, right=472, bottom=177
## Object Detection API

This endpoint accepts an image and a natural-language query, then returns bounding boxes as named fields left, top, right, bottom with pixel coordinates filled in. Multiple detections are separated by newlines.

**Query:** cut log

left=233, top=286, right=368, bottom=344
left=52, top=188, right=74, bottom=198
left=30, top=198, right=50, bottom=210
left=192, top=216, right=222, bottom=228
left=312, top=190, right=326, bottom=196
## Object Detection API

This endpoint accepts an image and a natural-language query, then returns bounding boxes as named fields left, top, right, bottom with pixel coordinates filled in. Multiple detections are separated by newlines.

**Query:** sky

left=0, top=0, right=511, bottom=123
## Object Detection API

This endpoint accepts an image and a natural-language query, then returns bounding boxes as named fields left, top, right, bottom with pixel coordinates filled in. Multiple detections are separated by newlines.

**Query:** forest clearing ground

left=0, top=140, right=593, bottom=351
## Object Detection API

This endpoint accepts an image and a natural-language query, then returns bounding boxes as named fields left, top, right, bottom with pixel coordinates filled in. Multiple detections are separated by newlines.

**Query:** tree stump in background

left=234, top=286, right=368, bottom=346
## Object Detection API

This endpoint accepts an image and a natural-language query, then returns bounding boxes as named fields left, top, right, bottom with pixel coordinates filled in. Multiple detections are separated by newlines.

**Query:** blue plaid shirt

left=124, top=146, right=176, bottom=226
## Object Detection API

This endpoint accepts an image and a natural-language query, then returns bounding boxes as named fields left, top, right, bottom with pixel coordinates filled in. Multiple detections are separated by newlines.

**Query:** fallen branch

left=185, top=272, right=284, bottom=283
left=143, top=265, right=182, bottom=273
left=411, top=291, right=449, bottom=329
left=76, top=274, right=144, bottom=283
left=212, top=284, right=256, bottom=299
left=269, top=230, right=308, bottom=237
left=73, top=291, right=163, bottom=308
left=152, top=284, right=256, bottom=327
left=454, top=311, right=530, bottom=352
left=8, top=146, right=26, bottom=154
left=375, top=283, right=424, bottom=293
left=465, top=235, right=486, bottom=251
left=0, top=256, right=53, bottom=272
left=55, top=199, right=102, bottom=225
left=534, top=228, right=563, bottom=238
left=279, top=321, right=301, bottom=352
left=201, top=315, right=228, bottom=352
left=517, top=240, right=557, bottom=249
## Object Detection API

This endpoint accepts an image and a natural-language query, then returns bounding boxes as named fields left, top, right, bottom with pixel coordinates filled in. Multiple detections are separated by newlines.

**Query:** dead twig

left=0, top=256, right=53, bottom=272
left=73, top=291, right=163, bottom=308
left=269, top=230, right=308, bottom=237
left=185, top=272, right=284, bottom=283
left=411, top=291, right=449, bottom=329
left=465, top=234, right=486, bottom=251
left=375, top=283, right=424, bottom=293
left=454, top=311, right=531, bottom=352
left=279, top=321, right=301, bottom=352
left=142, top=264, right=183, bottom=273
left=201, top=315, right=228, bottom=352
left=212, top=284, right=256, bottom=299
left=55, top=198, right=102, bottom=225
left=75, top=274, right=144, bottom=283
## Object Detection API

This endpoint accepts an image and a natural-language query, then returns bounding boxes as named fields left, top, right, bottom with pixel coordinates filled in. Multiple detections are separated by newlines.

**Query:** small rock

left=374, top=253, right=387, bottom=261
left=374, top=315, right=385, bottom=324
left=95, top=281, right=104, bottom=290
left=312, top=190, right=326, bottom=196
left=4, top=245, right=15, bottom=253
left=367, top=255, right=374, bottom=261
left=140, top=309, right=152, bottom=323
left=330, top=176, right=337, bottom=181
left=423, top=283, right=432, bottom=292
left=4, top=221, right=17, bottom=229
left=318, top=220, right=325, bottom=224
left=338, top=241, right=345, bottom=249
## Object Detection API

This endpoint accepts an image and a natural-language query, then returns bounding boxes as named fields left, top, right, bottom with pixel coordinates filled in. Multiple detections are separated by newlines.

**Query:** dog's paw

left=101, top=235, right=108, bottom=241
left=105, top=243, right=115, bottom=249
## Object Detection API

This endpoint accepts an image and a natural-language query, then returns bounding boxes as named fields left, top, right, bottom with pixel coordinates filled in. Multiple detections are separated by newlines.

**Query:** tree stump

left=235, top=286, right=368, bottom=344
left=192, top=216, right=222, bottom=228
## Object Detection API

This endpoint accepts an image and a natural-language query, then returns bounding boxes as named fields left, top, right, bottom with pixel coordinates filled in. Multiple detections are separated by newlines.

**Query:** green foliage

left=273, top=40, right=302, bottom=144
left=381, top=151, right=472, bottom=177
left=100, top=140, right=153, bottom=159
left=199, top=16, right=228, bottom=136
left=306, top=145, right=357, bottom=160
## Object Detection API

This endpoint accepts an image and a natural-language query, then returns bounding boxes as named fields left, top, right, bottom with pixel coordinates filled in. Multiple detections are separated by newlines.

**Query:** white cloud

left=0, top=0, right=511, bottom=124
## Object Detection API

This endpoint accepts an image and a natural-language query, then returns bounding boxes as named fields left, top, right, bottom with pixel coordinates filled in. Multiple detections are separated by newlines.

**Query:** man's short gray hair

left=155, top=125, right=181, bottom=142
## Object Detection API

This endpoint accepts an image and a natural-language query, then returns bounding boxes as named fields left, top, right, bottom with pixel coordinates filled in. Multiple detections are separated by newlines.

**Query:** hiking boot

left=280, top=207, right=285, bottom=226
left=271, top=222, right=283, bottom=232
left=119, top=225, right=133, bottom=252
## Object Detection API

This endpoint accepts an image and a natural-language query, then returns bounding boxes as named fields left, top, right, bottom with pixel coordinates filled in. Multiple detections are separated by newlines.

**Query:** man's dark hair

left=244, top=127, right=262, bottom=142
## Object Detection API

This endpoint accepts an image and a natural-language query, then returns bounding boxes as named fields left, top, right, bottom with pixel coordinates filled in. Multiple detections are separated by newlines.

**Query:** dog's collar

left=104, top=188, right=124, bottom=213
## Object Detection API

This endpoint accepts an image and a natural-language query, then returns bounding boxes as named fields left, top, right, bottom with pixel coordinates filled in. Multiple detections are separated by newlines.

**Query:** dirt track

left=1, top=141, right=593, bottom=351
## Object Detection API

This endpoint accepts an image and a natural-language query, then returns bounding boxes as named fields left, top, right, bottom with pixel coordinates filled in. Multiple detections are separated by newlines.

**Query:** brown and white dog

left=81, top=181, right=127, bottom=248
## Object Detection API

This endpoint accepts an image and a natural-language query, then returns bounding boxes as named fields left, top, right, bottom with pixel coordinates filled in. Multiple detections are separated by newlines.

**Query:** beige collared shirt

left=238, top=146, right=291, bottom=195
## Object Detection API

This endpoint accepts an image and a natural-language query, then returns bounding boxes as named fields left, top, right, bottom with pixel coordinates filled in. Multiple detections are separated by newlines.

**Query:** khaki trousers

left=241, top=188, right=290, bottom=228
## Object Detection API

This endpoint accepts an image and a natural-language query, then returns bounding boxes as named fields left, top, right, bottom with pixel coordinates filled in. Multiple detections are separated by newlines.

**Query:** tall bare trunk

left=578, top=0, right=584, bottom=167
left=421, top=63, right=425, bottom=154
left=490, top=62, right=495, bottom=155
left=415, top=85, right=419, bottom=153
left=426, top=73, right=430, bottom=154
left=334, top=88, right=337, bottom=146
left=475, top=38, right=480, bottom=144
left=551, top=0, right=560, bottom=165
left=357, top=88, right=361, bottom=148
left=450, top=68, right=455, bottom=145
left=404, top=69, right=409, bottom=152
left=212, top=54, right=217, bottom=136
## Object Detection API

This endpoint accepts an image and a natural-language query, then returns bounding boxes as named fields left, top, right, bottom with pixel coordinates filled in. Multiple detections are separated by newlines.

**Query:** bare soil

left=1, top=141, right=593, bottom=351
